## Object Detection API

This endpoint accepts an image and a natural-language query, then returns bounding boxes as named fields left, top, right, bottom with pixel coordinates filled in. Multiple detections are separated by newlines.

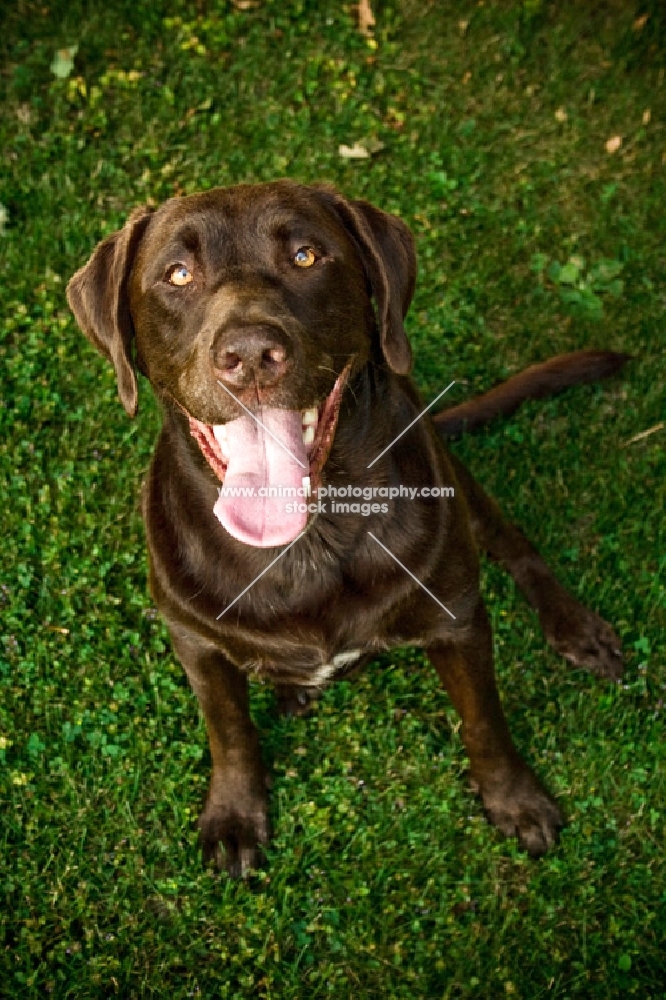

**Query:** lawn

left=1, top=0, right=664, bottom=997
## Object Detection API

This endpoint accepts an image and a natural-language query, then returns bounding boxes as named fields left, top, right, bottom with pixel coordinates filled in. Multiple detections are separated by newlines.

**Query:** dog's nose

left=211, top=325, right=291, bottom=388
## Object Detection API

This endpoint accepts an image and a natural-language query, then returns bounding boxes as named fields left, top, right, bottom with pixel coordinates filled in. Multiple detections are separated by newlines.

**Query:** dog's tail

left=433, top=349, right=630, bottom=438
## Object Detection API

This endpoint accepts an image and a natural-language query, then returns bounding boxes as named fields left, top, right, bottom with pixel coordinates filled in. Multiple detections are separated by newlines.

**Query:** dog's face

left=132, top=183, right=374, bottom=424
left=68, top=181, right=417, bottom=546
left=68, top=181, right=417, bottom=416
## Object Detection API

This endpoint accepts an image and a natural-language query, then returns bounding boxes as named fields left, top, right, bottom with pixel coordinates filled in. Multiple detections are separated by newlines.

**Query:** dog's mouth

left=187, top=362, right=352, bottom=548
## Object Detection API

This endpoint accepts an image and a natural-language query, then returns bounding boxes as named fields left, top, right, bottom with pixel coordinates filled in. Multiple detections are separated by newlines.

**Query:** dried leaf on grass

left=338, top=138, right=384, bottom=159
left=339, top=144, right=370, bottom=160
left=357, top=0, right=376, bottom=38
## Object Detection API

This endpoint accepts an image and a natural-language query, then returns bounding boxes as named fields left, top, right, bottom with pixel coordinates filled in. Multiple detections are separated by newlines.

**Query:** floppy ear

left=316, top=190, right=416, bottom=374
left=66, top=205, right=153, bottom=417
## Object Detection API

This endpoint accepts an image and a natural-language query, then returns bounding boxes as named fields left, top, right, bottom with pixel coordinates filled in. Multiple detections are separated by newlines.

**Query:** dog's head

left=67, top=181, right=417, bottom=545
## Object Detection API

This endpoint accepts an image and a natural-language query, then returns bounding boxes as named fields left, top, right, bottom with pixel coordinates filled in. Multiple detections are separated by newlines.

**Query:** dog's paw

left=475, top=766, right=564, bottom=857
left=540, top=601, right=623, bottom=680
left=275, top=684, right=318, bottom=717
left=198, top=796, right=270, bottom=878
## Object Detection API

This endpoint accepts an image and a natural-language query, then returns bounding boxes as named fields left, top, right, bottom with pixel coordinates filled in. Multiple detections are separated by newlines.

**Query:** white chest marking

left=307, top=649, right=363, bottom=686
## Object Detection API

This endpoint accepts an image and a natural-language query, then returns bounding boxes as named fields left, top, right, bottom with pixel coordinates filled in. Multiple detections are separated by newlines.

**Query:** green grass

left=1, top=0, right=665, bottom=996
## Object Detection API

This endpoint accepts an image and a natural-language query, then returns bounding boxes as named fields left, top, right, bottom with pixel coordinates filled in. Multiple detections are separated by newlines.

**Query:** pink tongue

left=212, top=409, right=309, bottom=547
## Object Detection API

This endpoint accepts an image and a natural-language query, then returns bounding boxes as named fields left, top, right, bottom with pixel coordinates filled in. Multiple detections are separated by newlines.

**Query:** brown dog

left=67, top=181, right=625, bottom=877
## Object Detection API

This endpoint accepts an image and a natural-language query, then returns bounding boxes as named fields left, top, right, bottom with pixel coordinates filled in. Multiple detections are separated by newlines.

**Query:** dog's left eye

left=167, top=264, right=193, bottom=286
left=293, top=247, right=317, bottom=268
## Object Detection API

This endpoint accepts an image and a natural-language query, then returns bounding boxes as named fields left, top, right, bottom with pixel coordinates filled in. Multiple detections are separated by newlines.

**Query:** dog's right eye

left=293, top=247, right=318, bottom=268
left=167, top=264, right=193, bottom=286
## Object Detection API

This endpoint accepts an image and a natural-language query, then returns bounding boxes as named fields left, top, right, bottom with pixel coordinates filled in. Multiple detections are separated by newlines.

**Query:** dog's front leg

left=169, top=631, right=270, bottom=877
left=427, top=601, right=563, bottom=856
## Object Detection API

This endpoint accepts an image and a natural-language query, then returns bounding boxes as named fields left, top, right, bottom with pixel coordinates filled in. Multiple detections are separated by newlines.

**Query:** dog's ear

left=66, top=205, right=153, bottom=417
left=316, top=190, right=416, bottom=374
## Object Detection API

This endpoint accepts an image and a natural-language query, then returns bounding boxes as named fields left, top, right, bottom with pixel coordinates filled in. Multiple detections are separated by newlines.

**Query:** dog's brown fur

left=68, top=181, right=624, bottom=876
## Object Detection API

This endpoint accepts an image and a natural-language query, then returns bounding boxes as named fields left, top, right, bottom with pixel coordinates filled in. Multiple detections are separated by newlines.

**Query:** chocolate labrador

left=67, top=181, right=625, bottom=876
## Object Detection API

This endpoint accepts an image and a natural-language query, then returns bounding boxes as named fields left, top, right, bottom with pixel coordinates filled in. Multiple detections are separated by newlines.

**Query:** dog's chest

left=234, top=602, right=435, bottom=688
left=244, top=646, right=369, bottom=688
left=304, top=649, right=364, bottom=686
